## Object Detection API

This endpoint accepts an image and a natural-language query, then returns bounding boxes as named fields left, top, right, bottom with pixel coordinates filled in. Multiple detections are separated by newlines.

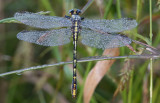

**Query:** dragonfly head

left=69, top=9, right=81, bottom=15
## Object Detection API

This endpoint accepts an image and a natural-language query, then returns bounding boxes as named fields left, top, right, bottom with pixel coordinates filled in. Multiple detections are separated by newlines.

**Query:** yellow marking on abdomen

left=73, top=59, right=77, bottom=63
left=74, top=41, right=77, bottom=49
left=75, top=22, right=78, bottom=26
left=73, top=34, right=77, bottom=42
left=73, top=50, right=77, bottom=54
left=72, top=89, right=76, bottom=97
left=75, top=27, right=78, bottom=32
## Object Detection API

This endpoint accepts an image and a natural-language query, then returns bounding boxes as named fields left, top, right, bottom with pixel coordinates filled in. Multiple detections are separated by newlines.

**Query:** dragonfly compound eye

left=76, top=9, right=81, bottom=15
left=69, top=9, right=74, bottom=15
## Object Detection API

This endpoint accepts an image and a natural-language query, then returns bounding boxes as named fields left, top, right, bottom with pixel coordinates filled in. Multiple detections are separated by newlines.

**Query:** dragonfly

left=14, top=9, right=137, bottom=98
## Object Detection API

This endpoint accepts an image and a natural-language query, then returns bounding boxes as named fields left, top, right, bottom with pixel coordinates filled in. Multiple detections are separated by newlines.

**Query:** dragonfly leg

left=65, top=15, right=71, bottom=19
left=81, top=17, right=84, bottom=20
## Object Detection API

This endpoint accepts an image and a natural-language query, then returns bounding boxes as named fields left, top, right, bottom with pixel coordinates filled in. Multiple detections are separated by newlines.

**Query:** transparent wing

left=81, top=28, right=132, bottom=49
left=14, top=12, right=72, bottom=29
left=17, top=28, right=72, bottom=46
left=81, top=18, right=137, bottom=33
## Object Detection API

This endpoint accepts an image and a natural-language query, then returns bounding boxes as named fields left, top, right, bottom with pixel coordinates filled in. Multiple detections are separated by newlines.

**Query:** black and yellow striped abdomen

left=65, top=9, right=82, bottom=98
left=71, top=19, right=81, bottom=98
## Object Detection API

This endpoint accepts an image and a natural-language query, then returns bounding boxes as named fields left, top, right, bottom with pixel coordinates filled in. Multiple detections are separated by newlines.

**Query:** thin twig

left=81, top=0, right=94, bottom=14
left=132, top=40, right=156, bottom=50
left=132, top=40, right=159, bottom=54
left=0, top=54, right=159, bottom=77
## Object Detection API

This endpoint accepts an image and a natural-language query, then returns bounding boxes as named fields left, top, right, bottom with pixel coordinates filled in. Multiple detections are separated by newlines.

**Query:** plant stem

left=149, top=0, right=153, bottom=103
left=0, top=54, right=159, bottom=77
left=116, top=0, right=121, bottom=18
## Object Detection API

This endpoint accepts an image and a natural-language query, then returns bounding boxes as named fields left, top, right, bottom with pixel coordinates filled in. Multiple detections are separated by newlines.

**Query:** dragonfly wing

left=17, top=28, right=72, bottom=46
left=81, top=18, right=137, bottom=33
left=80, top=28, right=132, bottom=49
left=14, top=12, right=72, bottom=29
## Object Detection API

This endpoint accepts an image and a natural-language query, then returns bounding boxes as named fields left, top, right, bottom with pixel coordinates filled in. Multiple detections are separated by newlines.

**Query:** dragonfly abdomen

left=71, top=18, right=81, bottom=98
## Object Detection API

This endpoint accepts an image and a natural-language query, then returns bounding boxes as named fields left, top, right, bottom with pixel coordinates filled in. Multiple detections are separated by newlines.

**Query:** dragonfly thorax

left=71, top=15, right=81, bottom=21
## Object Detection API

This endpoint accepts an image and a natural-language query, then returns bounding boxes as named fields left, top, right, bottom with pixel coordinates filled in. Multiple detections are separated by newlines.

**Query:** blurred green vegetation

left=0, top=0, right=160, bottom=103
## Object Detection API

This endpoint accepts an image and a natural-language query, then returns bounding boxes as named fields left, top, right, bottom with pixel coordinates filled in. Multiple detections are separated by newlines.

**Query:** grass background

left=0, top=0, right=160, bottom=103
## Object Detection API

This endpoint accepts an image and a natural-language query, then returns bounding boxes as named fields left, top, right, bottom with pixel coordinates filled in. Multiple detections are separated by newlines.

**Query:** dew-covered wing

left=14, top=12, right=72, bottom=29
left=80, top=28, right=132, bottom=49
left=81, top=18, right=137, bottom=33
left=17, top=28, right=72, bottom=46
